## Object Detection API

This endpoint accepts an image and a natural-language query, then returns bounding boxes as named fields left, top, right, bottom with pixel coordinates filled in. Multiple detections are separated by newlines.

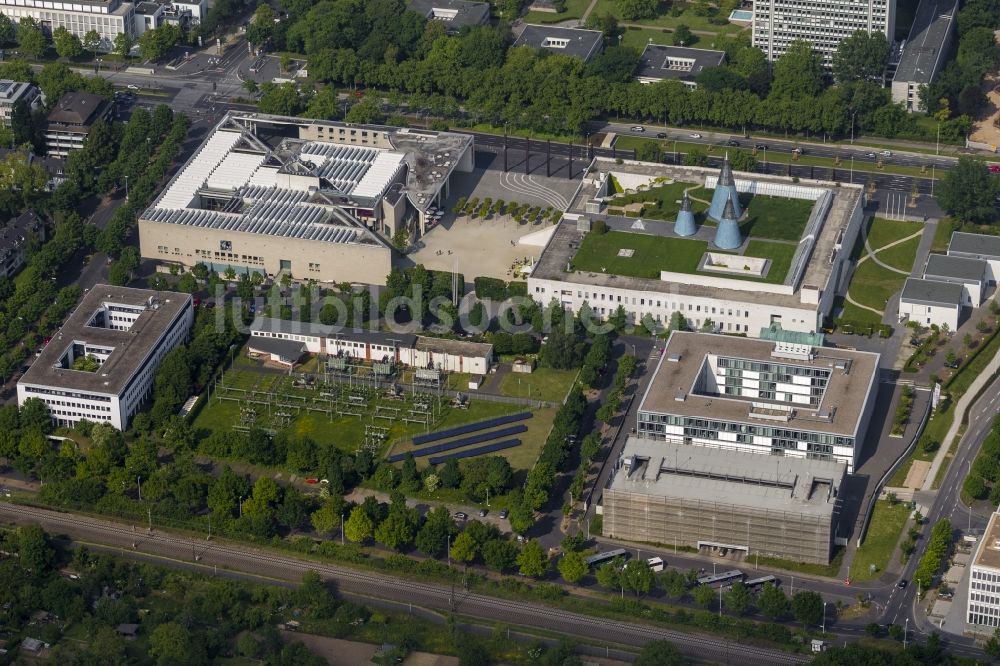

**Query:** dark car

left=754, top=143, right=768, bottom=150
left=726, top=139, right=740, bottom=147
left=499, top=508, right=509, bottom=519
left=453, top=511, right=468, bottom=521
left=479, top=508, right=488, bottom=517
left=897, top=579, right=908, bottom=589
left=656, top=132, right=667, bottom=139
left=945, top=359, right=960, bottom=369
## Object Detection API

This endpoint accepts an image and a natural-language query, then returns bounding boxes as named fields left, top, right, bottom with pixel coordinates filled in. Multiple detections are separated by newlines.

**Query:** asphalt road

left=0, top=502, right=808, bottom=665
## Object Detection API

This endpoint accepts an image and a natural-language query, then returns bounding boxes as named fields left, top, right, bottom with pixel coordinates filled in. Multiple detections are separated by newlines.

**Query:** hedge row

left=914, top=519, right=952, bottom=592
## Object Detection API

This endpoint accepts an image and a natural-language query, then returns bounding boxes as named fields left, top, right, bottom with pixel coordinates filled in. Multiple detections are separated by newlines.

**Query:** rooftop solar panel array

left=412, top=412, right=532, bottom=446
left=427, top=439, right=522, bottom=464
left=300, top=142, right=380, bottom=193
left=158, top=129, right=244, bottom=209
left=386, top=424, right=528, bottom=462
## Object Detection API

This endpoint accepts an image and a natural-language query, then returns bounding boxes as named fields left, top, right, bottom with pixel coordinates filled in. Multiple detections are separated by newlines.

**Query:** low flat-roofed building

left=0, top=209, right=46, bottom=280
left=139, top=112, right=474, bottom=284
left=602, top=437, right=846, bottom=563
left=635, top=44, right=726, bottom=88
left=636, top=331, right=879, bottom=472
left=0, top=80, right=41, bottom=127
left=899, top=277, right=963, bottom=330
left=891, top=0, right=958, bottom=111
left=513, top=25, right=604, bottom=61
left=246, top=336, right=307, bottom=367
left=969, top=508, right=1000, bottom=627
left=407, top=0, right=489, bottom=32
left=17, top=286, right=193, bottom=430
left=44, top=92, right=114, bottom=157
left=402, top=336, right=494, bottom=374
left=923, top=253, right=987, bottom=306
left=949, top=232, right=1000, bottom=285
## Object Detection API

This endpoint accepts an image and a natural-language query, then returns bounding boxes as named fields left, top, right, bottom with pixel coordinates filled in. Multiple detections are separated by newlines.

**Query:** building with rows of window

left=752, top=0, right=895, bottom=63
left=634, top=330, right=880, bottom=472
left=0, top=0, right=136, bottom=51
left=16, top=286, right=193, bottom=430
left=969, top=509, right=1000, bottom=628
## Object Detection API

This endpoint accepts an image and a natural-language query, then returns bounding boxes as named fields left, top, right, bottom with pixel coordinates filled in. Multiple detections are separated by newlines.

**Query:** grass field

left=572, top=230, right=794, bottom=284
left=739, top=194, right=814, bottom=241
left=866, top=218, right=923, bottom=251
left=620, top=26, right=676, bottom=50
left=839, top=218, right=922, bottom=324
left=589, top=0, right=749, bottom=39
left=498, top=366, right=578, bottom=402
left=523, top=0, right=590, bottom=23
left=606, top=182, right=711, bottom=220
left=849, top=500, right=911, bottom=581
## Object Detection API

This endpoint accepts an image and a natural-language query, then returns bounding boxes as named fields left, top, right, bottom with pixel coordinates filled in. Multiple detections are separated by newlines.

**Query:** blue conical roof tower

left=708, top=156, right=742, bottom=222
left=674, top=192, right=697, bottom=237
left=713, top=197, right=742, bottom=250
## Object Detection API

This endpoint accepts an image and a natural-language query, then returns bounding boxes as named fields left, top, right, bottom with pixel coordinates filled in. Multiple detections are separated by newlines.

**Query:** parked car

left=127, top=84, right=139, bottom=90
left=453, top=511, right=468, bottom=521
left=989, top=165, right=1000, bottom=173
left=631, top=125, right=645, bottom=133
left=479, top=508, right=488, bottom=517
left=499, top=508, right=509, bottom=519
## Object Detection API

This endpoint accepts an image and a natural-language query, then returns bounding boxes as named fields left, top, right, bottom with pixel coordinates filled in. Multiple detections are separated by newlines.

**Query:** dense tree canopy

left=937, top=157, right=1000, bottom=224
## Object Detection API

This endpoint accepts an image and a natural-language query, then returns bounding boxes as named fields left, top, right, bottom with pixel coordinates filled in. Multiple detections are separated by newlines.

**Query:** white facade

left=969, top=510, right=1000, bottom=628
left=898, top=299, right=958, bottom=330
left=17, top=288, right=193, bottom=430
left=0, top=81, right=41, bottom=127
left=0, top=0, right=135, bottom=50
left=752, top=0, right=895, bottom=63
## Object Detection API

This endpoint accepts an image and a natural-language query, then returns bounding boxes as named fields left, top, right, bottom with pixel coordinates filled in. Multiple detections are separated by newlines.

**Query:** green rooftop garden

left=570, top=230, right=795, bottom=285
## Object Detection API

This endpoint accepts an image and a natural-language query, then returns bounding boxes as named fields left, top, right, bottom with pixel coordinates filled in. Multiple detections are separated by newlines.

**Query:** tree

left=246, top=3, right=277, bottom=47
left=17, top=17, right=46, bottom=59
left=791, top=590, right=824, bottom=626
left=138, top=23, right=181, bottom=62
left=83, top=29, right=101, bottom=57
left=723, top=582, right=753, bottom=615
left=771, top=39, right=825, bottom=99
left=987, top=626, right=1000, bottom=658
left=758, top=582, right=790, bottom=619
left=415, top=506, right=456, bottom=557
left=634, top=138, right=662, bottom=162
left=615, top=0, right=660, bottom=21
left=634, top=640, right=683, bottom=666
left=345, top=96, right=383, bottom=124
left=449, top=530, right=477, bottom=564
left=692, top=583, right=716, bottom=609
left=113, top=32, right=133, bottom=58
left=17, top=525, right=54, bottom=575
left=53, top=26, right=83, bottom=59
left=374, top=511, right=415, bottom=550
left=558, top=550, right=588, bottom=584
left=658, top=569, right=689, bottom=599
left=516, top=539, right=548, bottom=577
left=149, top=622, right=200, bottom=664
left=482, top=538, right=518, bottom=572
left=0, top=13, right=14, bottom=46
left=937, top=157, right=1000, bottom=224
left=672, top=24, right=692, bottom=46
left=595, top=558, right=621, bottom=590
left=344, top=505, right=373, bottom=543
left=729, top=149, right=757, bottom=172
left=832, top=30, right=889, bottom=83
left=620, top=559, right=654, bottom=597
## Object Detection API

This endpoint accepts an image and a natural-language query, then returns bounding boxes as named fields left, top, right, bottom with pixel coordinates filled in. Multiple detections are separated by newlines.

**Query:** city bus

left=696, top=569, right=744, bottom=588
left=744, top=574, right=778, bottom=590
left=584, top=548, right=627, bottom=568
left=646, top=557, right=665, bottom=572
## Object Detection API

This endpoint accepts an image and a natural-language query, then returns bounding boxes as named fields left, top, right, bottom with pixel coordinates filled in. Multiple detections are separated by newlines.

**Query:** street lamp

left=850, top=110, right=858, bottom=144
left=904, top=617, right=909, bottom=648
left=123, top=175, right=129, bottom=200
left=821, top=601, right=827, bottom=633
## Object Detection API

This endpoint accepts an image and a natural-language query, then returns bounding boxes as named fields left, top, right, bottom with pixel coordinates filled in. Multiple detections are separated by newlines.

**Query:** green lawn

left=866, top=217, right=922, bottom=252
left=571, top=230, right=793, bottom=284
left=523, top=0, right=590, bottom=23
left=849, top=500, right=911, bottom=581
left=739, top=194, right=814, bottom=241
left=589, top=0, right=749, bottom=39
left=498, top=366, right=578, bottom=402
left=620, top=26, right=676, bottom=50
left=839, top=299, right=883, bottom=327
left=605, top=181, right=711, bottom=220
left=877, top=236, right=921, bottom=273
left=849, top=260, right=909, bottom=312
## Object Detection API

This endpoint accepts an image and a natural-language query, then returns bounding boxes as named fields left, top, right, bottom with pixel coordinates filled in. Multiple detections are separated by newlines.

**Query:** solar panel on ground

left=427, top=439, right=522, bottom=464
left=387, top=424, right=528, bottom=462
left=412, top=412, right=533, bottom=446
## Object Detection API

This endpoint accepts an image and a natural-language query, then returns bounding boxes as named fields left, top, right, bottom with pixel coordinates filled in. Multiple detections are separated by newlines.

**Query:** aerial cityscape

left=0, top=0, right=998, bottom=663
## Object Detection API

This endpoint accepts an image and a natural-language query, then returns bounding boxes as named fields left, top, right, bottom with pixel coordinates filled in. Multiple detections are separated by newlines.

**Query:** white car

left=880, top=150, right=892, bottom=158
left=689, top=133, right=702, bottom=139
left=631, top=126, right=645, bottom=133
left=127, top=84, right=139, bottom=90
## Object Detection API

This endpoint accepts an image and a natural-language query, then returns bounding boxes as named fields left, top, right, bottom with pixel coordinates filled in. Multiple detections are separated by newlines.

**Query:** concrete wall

left=602, top=488, right=835, bottom=564
left=139, top=219, right=393, bottom=285
left=899, top=299, right=959, bottom=330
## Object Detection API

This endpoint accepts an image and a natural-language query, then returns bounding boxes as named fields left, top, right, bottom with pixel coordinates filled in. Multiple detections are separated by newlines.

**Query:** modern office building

left=17, top=286, right=193, bottom=430
left=44, top=92, right=114, bottom=157
left=602, top=437, right=846, bottom=563
left=527, top=159, right=867, bottom=337
left=890, top=0, right=957, bottom=111
left=513, top=25, right=604, bottom=62
left=634, top=330, right=879, bottom=472
left=0, top=0, right=136, bottom=51
left=969, top=508, right=1000, bottom=628
left=634, top=45, right=726, bottom=88
left=949, top=232, right=1000, bottom=286
left=899, top=277, right=963, bottom=329
left=0, top=210, right=46, bottom=280
left=138, top=112, right=473, bottom=284
left=407, top=0, right=490, bottom=33
left=922, top=253, right=987, bottom=307
left=752, top=0, right=896, bottom=63
left=0, top=81, right=41, bottom=127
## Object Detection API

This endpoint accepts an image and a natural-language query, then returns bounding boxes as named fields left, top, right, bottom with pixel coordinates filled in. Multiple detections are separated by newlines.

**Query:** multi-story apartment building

left=0, top=81, right=41, bottom=127
left=44, top=91, right=114, bottom=157
left=752, top=0, right=896, bottom=63
left=17, top=286, right=193, bottom=430
left=969, top=509, right=1000, bottom=628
